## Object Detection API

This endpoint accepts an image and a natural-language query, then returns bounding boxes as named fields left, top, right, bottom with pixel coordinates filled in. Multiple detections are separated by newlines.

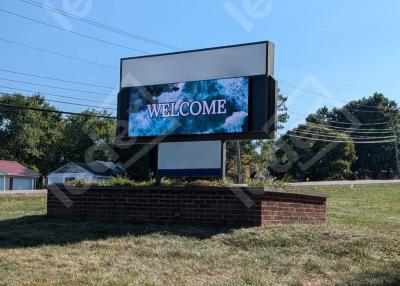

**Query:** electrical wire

left=305, top=122, right=394, bottom=132
left=0, top=92, right=116, bottom=110
left=0, top=8, right=148, bottom=54
left=288, top=115, right=394, bottom=134
left=290, top=111, right=391, bottom=126
left=289, top=112, right=394, bottom=131
left=283, top=134, right=395, bottom=144
left=20, top=0, right=179, bottom=51
left=289, top=95, right=388, bottom=113
left=0, top=102, right=116, bottom=119
left=36, top=98, right=115, bottom=110
left=288, top=129, right=396, bottom=140
left=0, top=85, right=116, bottom=105
left=0, top=76, right=117, bottom=96
left=280, top=79, right=397, bottom=111
left=0, top=38, right=118, bottom=69
left=0, top=68, right=114, bottom=90
left=292, top=111, right=392, bottom=131
left=324, top=121, right=390, bottom=126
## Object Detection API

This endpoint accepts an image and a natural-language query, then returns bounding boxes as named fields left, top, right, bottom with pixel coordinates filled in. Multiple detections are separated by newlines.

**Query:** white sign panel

left=121, top=42, right=268, bottom=88
left=157, top=141, right=222, bottom=177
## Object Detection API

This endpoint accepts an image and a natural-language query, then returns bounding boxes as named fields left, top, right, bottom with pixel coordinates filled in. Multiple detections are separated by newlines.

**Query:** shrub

left=248, top=177, right=288, bottom=189
left=98, top=176, right=156, bottom=187
left=160, top=178, right=233, bottom=187
left=64, top=178, right=99, bottom=187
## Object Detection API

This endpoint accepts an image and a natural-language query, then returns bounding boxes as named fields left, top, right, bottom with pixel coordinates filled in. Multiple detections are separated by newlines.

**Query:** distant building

left=0, top=160, right=39, bottom=191
left=47, top=161, right=124, bottom=185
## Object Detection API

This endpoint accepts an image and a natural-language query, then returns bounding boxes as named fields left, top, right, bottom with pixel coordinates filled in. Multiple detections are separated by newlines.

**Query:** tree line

left=0, top=93, right=149, bottom=179
left=228, top=93, right=399, bottom=182
left=0, top=92, right=398, bottom=182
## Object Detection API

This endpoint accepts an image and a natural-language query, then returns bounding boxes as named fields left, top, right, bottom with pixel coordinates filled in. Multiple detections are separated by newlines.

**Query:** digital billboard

left=117, top=41, right=277, bottom=144
left=126, top=77, right=249, bottom=137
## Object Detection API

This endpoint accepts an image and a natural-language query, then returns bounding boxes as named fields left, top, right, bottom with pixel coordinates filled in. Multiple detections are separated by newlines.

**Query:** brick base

left=47, top=186, right=326, bottom=226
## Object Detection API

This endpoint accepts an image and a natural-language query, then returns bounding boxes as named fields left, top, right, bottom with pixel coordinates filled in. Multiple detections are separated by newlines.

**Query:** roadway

left=288, top=180, right=400, bottom=187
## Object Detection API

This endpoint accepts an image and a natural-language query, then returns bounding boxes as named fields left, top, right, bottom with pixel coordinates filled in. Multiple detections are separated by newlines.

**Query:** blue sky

left=1, top=0, right=400, bottom=132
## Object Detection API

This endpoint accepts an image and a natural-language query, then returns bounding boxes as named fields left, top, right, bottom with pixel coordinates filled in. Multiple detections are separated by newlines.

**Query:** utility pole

left=390, top=115, right=400, bottom=179
left=236, top=140, right=242, bottom=184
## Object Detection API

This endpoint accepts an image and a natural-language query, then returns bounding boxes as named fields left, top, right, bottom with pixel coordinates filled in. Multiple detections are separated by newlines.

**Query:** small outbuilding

left=47, top=161, right=124, bottom=185
left=0, top=160, right=39, bottom=191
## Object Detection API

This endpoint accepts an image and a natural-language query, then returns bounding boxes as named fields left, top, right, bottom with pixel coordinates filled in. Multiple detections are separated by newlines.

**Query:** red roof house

left=0, top=160, right=39, bottom=191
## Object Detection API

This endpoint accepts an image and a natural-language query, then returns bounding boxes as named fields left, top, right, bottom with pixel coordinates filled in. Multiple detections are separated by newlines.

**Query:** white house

left=47, top=161, right=124, bottom=185
left=0, top=160, right=39, bottom=191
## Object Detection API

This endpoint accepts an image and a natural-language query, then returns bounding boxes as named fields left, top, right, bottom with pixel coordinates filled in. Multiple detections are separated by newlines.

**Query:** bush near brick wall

left=47, top=186, right=326, bottom=226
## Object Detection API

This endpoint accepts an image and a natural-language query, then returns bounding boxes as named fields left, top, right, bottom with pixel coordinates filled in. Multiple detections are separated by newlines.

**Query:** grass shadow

left=348, top=263, right=400, bottom=286
left=0, top=215, right=235, bottom=249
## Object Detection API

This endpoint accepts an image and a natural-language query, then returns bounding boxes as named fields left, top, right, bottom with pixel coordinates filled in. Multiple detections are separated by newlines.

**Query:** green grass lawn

left=0, top=186, right=399, bottom=286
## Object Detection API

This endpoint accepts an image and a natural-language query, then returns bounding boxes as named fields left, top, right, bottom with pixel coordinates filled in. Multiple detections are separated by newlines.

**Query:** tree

left=226, top=91, right=290, bottom=180
left=226, top=140, right=258, bottom=180
left=0, top=93, right=64, bottom=175
left=276, top=125, right=356, bottom=181
left=277, top=92, right=289, bottom=130
left=0, top=94, right=154, bottom=179
left=306, top=93, right=397, bottom=178
left=60, top=109, right=116, bottom=164
left=253, top=92, right=290, bottom=169
left=113, top=144, right=154, bottom=180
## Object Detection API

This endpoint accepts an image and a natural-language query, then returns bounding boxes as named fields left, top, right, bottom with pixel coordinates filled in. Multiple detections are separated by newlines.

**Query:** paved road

left=288, top=180, right=400, bottom=187
left=0, top=189, right=47, bottom=196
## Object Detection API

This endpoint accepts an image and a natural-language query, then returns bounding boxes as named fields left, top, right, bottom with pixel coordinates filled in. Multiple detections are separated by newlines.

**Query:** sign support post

left=236, top=140, right=242, bottom=184
left=221, top=141, right=226, bottom=180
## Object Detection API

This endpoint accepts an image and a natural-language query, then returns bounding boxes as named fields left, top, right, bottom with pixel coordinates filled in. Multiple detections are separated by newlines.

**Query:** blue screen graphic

left=127, top=77, right=249, bottom=137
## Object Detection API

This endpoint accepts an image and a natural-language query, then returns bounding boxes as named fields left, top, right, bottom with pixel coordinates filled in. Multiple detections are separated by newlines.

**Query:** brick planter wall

left=47, top=186, right=326, bottom=226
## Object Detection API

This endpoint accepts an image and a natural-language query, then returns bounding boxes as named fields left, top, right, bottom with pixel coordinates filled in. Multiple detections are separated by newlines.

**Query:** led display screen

left=117, top=41, right=277, bottom=144
left=125, top=77, right=249, bottom=137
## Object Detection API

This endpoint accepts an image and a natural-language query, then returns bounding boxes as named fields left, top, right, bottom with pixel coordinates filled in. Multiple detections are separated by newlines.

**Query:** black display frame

left=116, top=41, right=277, bottom=145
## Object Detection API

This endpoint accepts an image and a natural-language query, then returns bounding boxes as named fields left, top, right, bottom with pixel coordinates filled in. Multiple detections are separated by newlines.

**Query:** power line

left=290, top=111, right=390, bottom=126
left=43, top=99, right=115, bottom=110
left=330, top=129, right=394, bottom=134
left=0, top=76, right=117, bottom=96
left=331, top=107, right=382, bottom=113
left=20, top=0, right=180, bottom=51
left=290, top=112, right=393, bottom=130
left=0, top=92, right=116, bottom=110
left=288, top=115, right=394, bottom=133
left=283, top=134, right=395, bottom=144
left=0, top=85, right=116, bottom=105
left=35, top=98, right=115, bottom=110
left=314, top=124, right=394, bottom=132
left=0, top=102, right=116, bottom=119
left=306, top=125, right=394, bottom=134
left=326, top=121, right=390, bottom=126
left=0, top=8, right=148, bottom=54
left=289, top=96, right=385, bottom=113
left=0, top=38, right=118, bottom=69
left=306, top=122, right=394, bottom=132
left=281, top=79, right=396, bottom=111
left=290, top=128, right=396, bottom=139
left=0, top=68, right=114, bottom=90
left=289, top=129, right=396, bottom=140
